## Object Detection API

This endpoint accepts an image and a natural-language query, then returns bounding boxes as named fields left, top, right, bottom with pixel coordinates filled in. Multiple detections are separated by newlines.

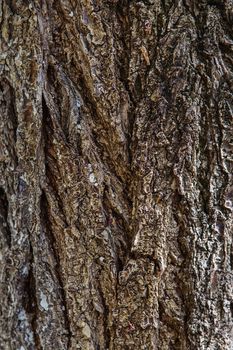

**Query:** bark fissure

left=0, top=187, right=11, bottom=248
left=1, top=0, right=233, bottom=349
left=26, top=241, right=42, bottom=350
left=40, top=190, right=72, bottom=348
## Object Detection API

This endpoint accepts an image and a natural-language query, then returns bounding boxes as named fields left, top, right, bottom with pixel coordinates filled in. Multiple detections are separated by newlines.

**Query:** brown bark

left=0, top=0, right=233, bottom=349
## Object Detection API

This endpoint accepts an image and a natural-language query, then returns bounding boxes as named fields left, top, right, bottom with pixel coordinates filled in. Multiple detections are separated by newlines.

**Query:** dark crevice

left=42, top=77, right=70, bottom=145
left=116, top=256, right=124, bottom=274
left=69, top=67, right=130, bottom=183
left=230, top=249, right=233, bottom=271
left=102, top=184, right=132, bottom=248
left=42, top=93, right=72, bottom=345
left=115, top=1, right=138, bottom=170
left=207, top=0, right=224, bottom=10
left=42, top=94, right=69, bottom=228
left=0, top=187, right=11, bottom=247
left=44, top=167, right=69, bottom=228
left=46, top=64, right=73, bottom=142
left=42, top=93, right=54, bottom=135
left=230, top=301, right=233, bottom=319
left=172, top=194, right=195, bottom=348
left=25, top=240, right=42, bottom=350
left=97, top=285, right=110, bottom=350
left=129, top=250, right=159, bottom=267
left=40, top=190, right=72, bottom=348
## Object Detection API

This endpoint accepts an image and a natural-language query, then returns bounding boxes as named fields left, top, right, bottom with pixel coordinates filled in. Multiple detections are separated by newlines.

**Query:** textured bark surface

left=0, top=0, right=233, bottom=349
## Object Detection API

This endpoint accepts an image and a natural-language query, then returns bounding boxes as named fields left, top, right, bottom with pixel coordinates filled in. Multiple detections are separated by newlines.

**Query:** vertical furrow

left=1, top=0, right=233, bottom=349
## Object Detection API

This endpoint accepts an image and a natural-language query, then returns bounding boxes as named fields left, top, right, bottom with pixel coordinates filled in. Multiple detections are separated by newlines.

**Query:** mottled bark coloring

left=0, top=0, right=233, bottom=349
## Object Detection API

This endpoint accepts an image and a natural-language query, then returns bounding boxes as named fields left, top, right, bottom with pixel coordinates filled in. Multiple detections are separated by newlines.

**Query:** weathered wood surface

left=0, top=1, right=233, bottom=349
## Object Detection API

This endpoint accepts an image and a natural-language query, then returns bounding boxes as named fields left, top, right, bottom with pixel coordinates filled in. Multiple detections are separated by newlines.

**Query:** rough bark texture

left=1, top=0, right=233, bottom=349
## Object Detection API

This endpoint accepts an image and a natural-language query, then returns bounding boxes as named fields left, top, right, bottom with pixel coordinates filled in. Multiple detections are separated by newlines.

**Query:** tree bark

left=0, top=0, right=233, bottom=349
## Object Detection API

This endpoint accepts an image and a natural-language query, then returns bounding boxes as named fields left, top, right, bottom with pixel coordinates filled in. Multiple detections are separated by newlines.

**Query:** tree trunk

left=0, top=0, right=233, bottom=349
